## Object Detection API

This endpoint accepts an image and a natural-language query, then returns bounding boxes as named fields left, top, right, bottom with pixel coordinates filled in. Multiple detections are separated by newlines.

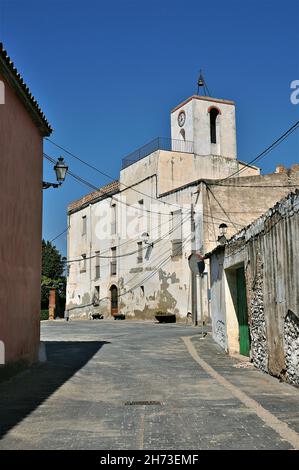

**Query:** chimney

left=275, top=164, right=287, bottom=174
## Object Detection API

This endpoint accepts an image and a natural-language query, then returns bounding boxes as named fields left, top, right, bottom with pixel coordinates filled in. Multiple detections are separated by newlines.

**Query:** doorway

left=110, top=285, right=118, bottom=316
left=236, top=266, right=250, bottom=356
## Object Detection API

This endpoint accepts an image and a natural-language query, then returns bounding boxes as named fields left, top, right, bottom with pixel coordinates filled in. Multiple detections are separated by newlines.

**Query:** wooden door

left=236, top=267, right=250, bottom=356
left=110, top=285, right=118, bottom=316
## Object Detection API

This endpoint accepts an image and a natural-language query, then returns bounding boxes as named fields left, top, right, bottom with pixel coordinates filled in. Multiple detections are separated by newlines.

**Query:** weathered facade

left=0, top=44, right=52, bottom=367
left=207, top=190, right=299, bottom=385
left=66, top=92, right=298, bottom=323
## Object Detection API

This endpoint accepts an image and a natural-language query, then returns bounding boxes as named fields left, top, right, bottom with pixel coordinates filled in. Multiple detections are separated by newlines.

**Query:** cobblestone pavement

left=0, top=320, right=299, bottom=450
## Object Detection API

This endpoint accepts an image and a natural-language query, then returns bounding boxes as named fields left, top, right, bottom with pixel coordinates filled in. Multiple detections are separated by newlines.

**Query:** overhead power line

left=102, top=232, right=193, bottom=304
left=45, top=138, right=190, bottom=212
left=218, top=120, right=299, bottom=182
left=50, top=227, right=69, bottom=243
left=44, top=153, right=182, bottom=216
left=66, top=212, right=190, bottom=264
left=66, top=232, right=192, bottom=313
left=44, top=153, right=190, bottom=217
left=207, top=183, right=299, bottom=188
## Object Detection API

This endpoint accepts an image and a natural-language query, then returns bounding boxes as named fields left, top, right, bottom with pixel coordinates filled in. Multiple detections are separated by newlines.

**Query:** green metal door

left=236, top=267, right=250, bottom=356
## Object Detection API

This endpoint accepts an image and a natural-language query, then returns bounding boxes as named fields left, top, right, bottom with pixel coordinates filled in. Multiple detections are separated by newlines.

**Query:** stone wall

left=209, top=190, right=299, bottom=386
left=246, top=241, right=268, bottom=372
left=284, top=310, right=299, bottom=385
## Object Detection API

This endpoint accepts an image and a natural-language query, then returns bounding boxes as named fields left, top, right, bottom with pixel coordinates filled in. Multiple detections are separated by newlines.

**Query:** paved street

left=0, top=320, right=299, bottom=450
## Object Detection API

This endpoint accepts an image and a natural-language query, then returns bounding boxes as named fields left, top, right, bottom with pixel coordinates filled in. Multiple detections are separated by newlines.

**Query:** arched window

left=209, top=107, right=220, bottom=144
left=179, top=128, right=186, bottom=141
left=110, top=284, right=118, bottom=315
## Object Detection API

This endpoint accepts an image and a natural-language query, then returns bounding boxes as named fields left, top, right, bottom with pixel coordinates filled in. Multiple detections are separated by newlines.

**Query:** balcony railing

left=121, top=137, right=194, bottom=170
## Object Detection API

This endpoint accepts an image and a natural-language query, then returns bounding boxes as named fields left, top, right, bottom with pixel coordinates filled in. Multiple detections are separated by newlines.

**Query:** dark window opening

left=172, top=239, right=183, bottom=257
left=93, top=286, right=100, bottom=306
left=137, top=242, right=143, bottom=264
left=210, top=108, right=219, bottom=144
left=111, top=247, right=117, bottom=275
left=95, top=251, right=100, bottom=279
left=80, top=254, right=87, bottom=272
left=110, top=285, right=118, bottom=310
left=82, top=215, right=87, bottom=235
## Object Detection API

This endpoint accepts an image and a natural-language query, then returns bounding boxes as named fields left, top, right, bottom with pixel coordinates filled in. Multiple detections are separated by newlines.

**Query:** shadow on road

left=0, top=340, right=109, bottom=439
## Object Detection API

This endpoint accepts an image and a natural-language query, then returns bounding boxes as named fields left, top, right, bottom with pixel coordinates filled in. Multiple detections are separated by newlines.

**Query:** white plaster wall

left=67, top=178, right=201, bottom=321
left=157, top=151, right=239, bottom=195
left=120, top=150, right=159, bottom=188
left=210, top=251, right=228, bottom=350
left=170, top=99, right=194, bottom=144
left=171, top=96, right=237, bottom=159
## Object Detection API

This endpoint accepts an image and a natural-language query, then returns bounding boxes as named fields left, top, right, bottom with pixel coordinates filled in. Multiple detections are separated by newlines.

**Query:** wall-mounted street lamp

left=141, top=232, right=153, bottom=247
left=141, top=232, right=154, bottom=261
left=217, top=223, right=228, bottom=245
left=43, top=157, right=68, bottom=189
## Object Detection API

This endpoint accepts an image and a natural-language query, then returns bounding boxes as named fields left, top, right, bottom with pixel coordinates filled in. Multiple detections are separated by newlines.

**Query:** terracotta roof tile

left=68, top=180, right=120, bottom=213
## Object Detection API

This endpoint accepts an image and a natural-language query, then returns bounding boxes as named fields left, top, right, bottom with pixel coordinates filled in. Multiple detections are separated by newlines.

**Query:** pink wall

left=0, top=71, right=43, bottom=365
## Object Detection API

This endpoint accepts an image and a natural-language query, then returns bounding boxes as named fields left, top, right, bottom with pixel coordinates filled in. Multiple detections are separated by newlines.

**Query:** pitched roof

left=0, top=43, right=52, bottom=136
left=68, top=180, right=120, bottom=213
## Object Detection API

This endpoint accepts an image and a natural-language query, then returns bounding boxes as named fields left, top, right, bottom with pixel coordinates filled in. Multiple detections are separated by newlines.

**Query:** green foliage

left=41, top=240, right=66, bottom=314
left=40, top=309, right=49, bottom=321
left=41, top=275, right=66, bottom=308
left=42, top=239, right=66, bottom=279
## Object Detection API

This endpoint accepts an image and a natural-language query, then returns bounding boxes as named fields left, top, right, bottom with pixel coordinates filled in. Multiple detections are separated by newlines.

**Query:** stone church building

left=66, top=92, right=298, bottom=321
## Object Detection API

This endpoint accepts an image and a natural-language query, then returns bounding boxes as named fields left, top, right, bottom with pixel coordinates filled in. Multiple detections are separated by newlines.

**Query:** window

left=209, top=107, right=220, bottom=144
left=95, top=251, right=100, bottom=279
left=180, top=128, right=186, bottom=141
left=137, top=242, right=143, bottom=264
left=111, top=247, right=117, bottom=275
left=81, top=254, right=87, bottom=272
left=171, top=210, right=183, bottom=257
left=82, top=215, right=87, bottom=235
left=110, top=285, right=118, bottom=312
left=111, top=204, right=116, bottom=235
left=93, top=286, right=100, bottom=306
left=172, top=240, right=183, bottom=257
left=138, top=199, right=145, bottom=233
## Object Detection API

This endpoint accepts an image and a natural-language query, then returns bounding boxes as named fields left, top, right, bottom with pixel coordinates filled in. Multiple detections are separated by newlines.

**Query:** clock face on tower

left=178, top=110, right=186, bottom=127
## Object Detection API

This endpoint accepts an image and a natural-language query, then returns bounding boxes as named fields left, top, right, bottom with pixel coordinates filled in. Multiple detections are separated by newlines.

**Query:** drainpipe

left=191, top=203, right=198, bottom=326
left=65, top=213, right=71, bottom=319
left=89, top=204, right=92, bottom=309
left=191, top=182, right=206, bottom=327
left=197, top=181, right=208, bottom=326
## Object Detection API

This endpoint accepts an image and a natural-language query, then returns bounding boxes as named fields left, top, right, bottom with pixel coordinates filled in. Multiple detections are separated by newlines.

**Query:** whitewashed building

left=66, top=93, right=297, bottom=321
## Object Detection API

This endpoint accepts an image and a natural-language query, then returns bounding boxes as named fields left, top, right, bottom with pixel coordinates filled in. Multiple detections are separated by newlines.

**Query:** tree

left=42, top=239, right=66, bottom=279
left=41, top=240, right=66, bottom=314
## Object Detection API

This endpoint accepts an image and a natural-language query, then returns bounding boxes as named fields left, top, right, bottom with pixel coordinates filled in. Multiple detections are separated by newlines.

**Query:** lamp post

left=43, top=156, right=68, bottom=189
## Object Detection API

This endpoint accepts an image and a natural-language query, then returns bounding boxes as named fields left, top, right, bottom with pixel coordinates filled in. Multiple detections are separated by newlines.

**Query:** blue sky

left=0, top=0, right=298, bottom=255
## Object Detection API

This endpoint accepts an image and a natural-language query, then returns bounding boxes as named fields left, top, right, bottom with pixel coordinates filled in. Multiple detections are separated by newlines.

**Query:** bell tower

left=170, top=92, right=237, bottom=160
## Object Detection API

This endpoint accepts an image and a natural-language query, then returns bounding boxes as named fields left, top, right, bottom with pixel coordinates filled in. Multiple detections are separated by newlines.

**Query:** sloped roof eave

left=0, top=43, right=53, bottom=136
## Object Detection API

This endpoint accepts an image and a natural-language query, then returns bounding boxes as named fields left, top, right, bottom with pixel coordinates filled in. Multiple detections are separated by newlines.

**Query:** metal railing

left=122, top=137, right=194, bottom=170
